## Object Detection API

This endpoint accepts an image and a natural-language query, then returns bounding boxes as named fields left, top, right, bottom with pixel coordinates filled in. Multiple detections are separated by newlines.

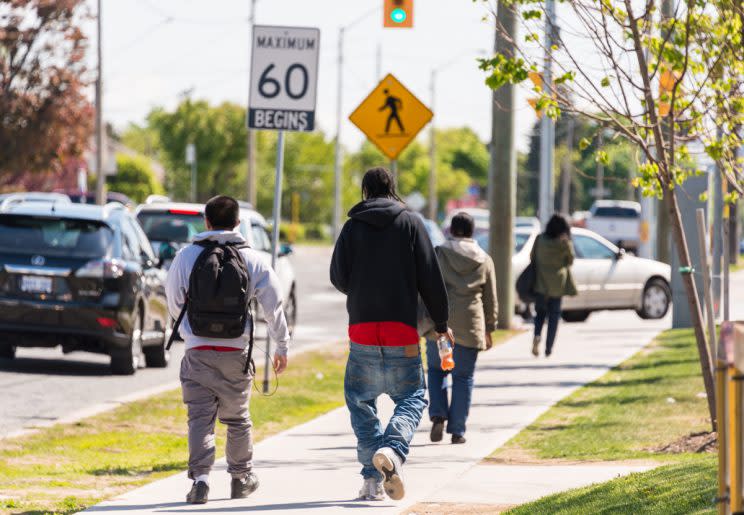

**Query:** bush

left=305, top=223, right=330, bottom=241
left=279, top=223, right=306, bottom=243
left=107, top=154, right=163, bottom=203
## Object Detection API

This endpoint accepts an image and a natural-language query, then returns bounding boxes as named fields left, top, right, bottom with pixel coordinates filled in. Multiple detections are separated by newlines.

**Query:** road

left=0, top=245, right=346, bottom=439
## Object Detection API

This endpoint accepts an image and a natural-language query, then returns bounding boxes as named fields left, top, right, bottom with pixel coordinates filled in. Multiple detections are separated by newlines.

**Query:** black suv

left=0, top=200, right=171, bottom=374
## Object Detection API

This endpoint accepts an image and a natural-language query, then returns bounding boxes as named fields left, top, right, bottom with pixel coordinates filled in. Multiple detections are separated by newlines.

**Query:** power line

left=136, top=0, right=251, bottom=25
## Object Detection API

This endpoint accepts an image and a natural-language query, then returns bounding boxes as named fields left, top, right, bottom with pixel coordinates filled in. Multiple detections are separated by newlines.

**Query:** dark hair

left=205, top=195, right=240, bottom=229
left=450, top=212, right=475, bottom=238
left=361, top=167, right=402, bottom=202
left=545, top=213, right=571, bottom=239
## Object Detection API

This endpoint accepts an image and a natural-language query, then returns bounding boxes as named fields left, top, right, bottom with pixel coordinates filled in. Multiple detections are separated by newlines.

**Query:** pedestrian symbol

left=349, top=74, right=432, bottom=160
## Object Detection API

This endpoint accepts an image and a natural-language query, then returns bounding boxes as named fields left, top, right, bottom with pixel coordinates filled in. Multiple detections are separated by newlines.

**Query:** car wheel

left=111, top=312, right=144, bottom=375
left=0, top=345, right=16, bottom=359
left=144, top=318, right=171, bottom=368
left=637, top=278, right=671, bottom=320
left=284, top=287, right=297, bottom=337
left=562, top=310, right=591, bottom=323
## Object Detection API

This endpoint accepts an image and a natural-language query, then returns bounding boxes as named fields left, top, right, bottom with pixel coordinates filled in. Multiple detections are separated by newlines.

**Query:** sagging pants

left=344, top=342, right=428, bottom=481
left=180, top=349, right=253, bottom=480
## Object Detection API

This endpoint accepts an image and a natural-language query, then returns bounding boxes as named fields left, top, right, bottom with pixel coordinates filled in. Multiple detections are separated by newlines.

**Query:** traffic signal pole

left=489, top=1, right=517, bottom=329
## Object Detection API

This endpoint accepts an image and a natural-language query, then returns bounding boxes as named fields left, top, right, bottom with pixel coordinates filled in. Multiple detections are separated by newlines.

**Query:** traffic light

left=384, top=0, right=413, bottom=28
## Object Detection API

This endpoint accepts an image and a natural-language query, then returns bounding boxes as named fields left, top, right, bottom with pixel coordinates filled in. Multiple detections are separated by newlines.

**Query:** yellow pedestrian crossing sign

left=349, top=74, right=433, bottom=160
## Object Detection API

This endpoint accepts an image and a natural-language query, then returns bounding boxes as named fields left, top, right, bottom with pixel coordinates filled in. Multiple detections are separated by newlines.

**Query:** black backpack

left=166, top=241, right=254, bottom=373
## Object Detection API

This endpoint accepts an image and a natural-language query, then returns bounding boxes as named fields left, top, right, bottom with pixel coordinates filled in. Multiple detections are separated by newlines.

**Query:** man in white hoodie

left=166, top=195, right=290, bottom=505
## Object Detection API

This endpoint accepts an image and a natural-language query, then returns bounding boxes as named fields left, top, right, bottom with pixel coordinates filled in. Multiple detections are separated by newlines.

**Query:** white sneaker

left=372, top=447, right=405, bottom=500
left=357, top=477, right=385, bottom=501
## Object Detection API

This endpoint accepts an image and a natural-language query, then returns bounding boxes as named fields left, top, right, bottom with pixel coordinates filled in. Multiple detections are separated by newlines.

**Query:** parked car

left=415, top=213, right=446, bottom=247
left=476, top=226, right=671, bottom=322
left=135, top=202, right=297, bottom=335
left=0, top=192, right=71, bottom=209
left=442, top=207, right=489, bottom=236
left=0, top=200, right=171, bottom=374
left=67, top=192, right=135, bottom=210
left=585, top=200, right=641, bottom=253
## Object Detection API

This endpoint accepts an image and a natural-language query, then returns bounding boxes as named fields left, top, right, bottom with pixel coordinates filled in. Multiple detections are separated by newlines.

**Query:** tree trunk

left=664, top=188, right=717, bottom=430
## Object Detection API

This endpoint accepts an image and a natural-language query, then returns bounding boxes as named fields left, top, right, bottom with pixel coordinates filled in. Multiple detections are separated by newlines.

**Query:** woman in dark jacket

left=530, top=214, right=577, bottom=357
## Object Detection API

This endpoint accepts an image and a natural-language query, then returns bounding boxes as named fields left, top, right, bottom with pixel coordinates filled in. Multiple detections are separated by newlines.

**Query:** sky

left=89, top=0, right=540, bottom=153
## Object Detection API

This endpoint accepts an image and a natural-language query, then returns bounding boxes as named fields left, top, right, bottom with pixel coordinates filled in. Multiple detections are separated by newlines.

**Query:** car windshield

left=592, top=206, right=639, bottom=218
left=137, top=212, right=205, bottom=243
left=0, top=215, right=113, bottom=258
left=474, top=232, right=530, bottom=253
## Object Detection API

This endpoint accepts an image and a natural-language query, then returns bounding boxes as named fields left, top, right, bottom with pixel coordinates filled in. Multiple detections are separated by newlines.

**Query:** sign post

left=248, top=25, right=320, bottom=393
left=349, top=73, right=433, bottom=178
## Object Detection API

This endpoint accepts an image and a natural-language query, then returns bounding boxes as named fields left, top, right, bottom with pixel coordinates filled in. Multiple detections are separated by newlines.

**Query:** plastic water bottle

left=437, top=335, right=455, bottom=371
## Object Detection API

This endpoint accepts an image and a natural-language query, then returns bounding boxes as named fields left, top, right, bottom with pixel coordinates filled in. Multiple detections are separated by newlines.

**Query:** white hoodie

left=165, top=230, right=290, bottom=355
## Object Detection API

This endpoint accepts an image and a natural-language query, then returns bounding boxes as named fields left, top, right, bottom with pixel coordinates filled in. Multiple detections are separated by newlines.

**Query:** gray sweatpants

left=180, top=349, right=253, bottom=480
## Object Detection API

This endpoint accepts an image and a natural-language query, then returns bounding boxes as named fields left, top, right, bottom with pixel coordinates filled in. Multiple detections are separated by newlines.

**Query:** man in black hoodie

left=330, top=167, right=452, bottom=502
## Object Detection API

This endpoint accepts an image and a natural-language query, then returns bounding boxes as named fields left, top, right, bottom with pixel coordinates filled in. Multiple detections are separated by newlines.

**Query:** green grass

left=492, top=329, right=712, bottom=463
left=0, top=347, right=348, bottom=514
left=506, top=458, right=717, bottom=515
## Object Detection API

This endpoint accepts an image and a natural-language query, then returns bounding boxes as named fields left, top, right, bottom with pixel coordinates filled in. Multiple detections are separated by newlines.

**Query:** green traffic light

left=391, top=8, right=407, bottom=23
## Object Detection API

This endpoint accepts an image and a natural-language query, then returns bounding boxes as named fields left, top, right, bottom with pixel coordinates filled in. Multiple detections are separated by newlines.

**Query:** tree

left=143, top=99, right=248, bottom=202
left=107, top=154, right=163, bottom=204
left=478, top=0, right=744, bottom=426
left=0, top=0, right=92, bottom=175
left=521, top=115, right=639, bottom=214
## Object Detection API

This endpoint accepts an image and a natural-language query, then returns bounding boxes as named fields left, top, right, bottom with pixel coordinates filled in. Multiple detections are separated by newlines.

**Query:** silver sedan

left=476, top=227, right=672, bottom=322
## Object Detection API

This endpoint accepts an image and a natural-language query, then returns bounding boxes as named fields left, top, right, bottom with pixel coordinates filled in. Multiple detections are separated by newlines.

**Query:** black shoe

left=545, top=349, right=552, bottom=357
left=430, top=417, right=445, bottom=442
left=186, top=481, right=209, bottom=504
left=231, top=473, right=260, bottom=499
left=451, top=434, right=466, bottom=444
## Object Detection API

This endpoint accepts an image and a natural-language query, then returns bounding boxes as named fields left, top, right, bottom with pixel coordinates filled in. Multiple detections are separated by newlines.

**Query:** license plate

left=20, top=275, right=53, bottom=294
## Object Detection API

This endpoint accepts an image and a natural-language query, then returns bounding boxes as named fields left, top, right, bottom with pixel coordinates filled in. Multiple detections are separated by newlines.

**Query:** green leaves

left=578, top=137, right=591, bottom=151
left=479, top=55, right=529, bottom=90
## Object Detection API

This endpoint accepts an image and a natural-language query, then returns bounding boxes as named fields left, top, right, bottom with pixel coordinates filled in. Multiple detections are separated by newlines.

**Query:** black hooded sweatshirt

left=330, top=197, right=449, bottom=346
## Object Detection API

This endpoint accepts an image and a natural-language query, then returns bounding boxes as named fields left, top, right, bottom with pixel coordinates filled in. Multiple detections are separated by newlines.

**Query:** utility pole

left=332, top=7, right=379, bottom=241
left=94, top=0, right=105, bottom=206
left=246, top=0, right=258, bottom=207
left=489, top=1, right=517, bottom=329
left=594, top=129, right=605, bottom=200
left=376, top=42, right=382, bottom=81
left=428, top=69, right=437, bottom=221
left=332, top=27, right=345, bottom=241
left=538, top=0, right=556, bottom=225
left=560, top=114, right=574, bottom=214
left=657, top=0, right=674, bottom=264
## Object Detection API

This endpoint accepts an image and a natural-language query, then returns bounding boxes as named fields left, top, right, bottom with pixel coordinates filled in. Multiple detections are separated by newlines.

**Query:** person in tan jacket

left=423, top=212, right=497, bottom=444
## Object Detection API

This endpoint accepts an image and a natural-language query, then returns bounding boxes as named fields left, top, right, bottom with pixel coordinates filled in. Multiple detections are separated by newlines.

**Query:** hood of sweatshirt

left=438, top=238, right=488, bottom=275
left=348, top=198, right=407, bottom=229
left=192, top=230, right=246, bottom=245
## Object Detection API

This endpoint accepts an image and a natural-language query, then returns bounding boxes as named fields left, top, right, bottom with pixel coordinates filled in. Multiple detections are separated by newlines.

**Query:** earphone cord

left=250, top=343, right=280, bottom=396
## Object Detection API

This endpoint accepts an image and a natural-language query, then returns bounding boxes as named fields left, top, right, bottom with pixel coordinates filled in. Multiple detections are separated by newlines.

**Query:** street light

left=332, top=6, right=380, bottom=241
left=428, top=49, right=487, bottom=221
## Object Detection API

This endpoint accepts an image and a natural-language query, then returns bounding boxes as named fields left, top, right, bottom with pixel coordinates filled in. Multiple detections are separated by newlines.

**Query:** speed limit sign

left=248, top=25, right=320, bottom=132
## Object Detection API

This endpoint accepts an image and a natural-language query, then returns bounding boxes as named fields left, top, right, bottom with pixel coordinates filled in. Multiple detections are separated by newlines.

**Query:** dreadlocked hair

left=361, top=167, right=403, bottom=202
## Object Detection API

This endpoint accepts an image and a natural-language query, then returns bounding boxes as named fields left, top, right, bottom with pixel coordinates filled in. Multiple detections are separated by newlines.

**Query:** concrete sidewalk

left=86, top=310, right=668, bottom=514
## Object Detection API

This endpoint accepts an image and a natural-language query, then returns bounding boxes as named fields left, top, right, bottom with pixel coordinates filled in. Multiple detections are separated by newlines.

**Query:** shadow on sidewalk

left=88, top=499, right=390, bottom=512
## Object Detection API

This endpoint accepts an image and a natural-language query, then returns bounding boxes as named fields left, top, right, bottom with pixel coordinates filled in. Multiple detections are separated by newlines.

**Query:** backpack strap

left=243, top=304, right=256, bottom=375
left=166, top=298, right=188, bottom=351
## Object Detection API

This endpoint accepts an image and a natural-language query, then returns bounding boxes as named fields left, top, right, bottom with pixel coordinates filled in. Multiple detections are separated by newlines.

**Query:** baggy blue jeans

left=344, top=342, right=428, bottom=480
left=425, top=340, right=479, bottom=436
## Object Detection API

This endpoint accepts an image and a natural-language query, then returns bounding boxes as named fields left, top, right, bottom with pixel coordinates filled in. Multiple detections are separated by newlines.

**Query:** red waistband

left=190, top=345, right=243, bottom=352
left=349, top=322, right=419, bottom=346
